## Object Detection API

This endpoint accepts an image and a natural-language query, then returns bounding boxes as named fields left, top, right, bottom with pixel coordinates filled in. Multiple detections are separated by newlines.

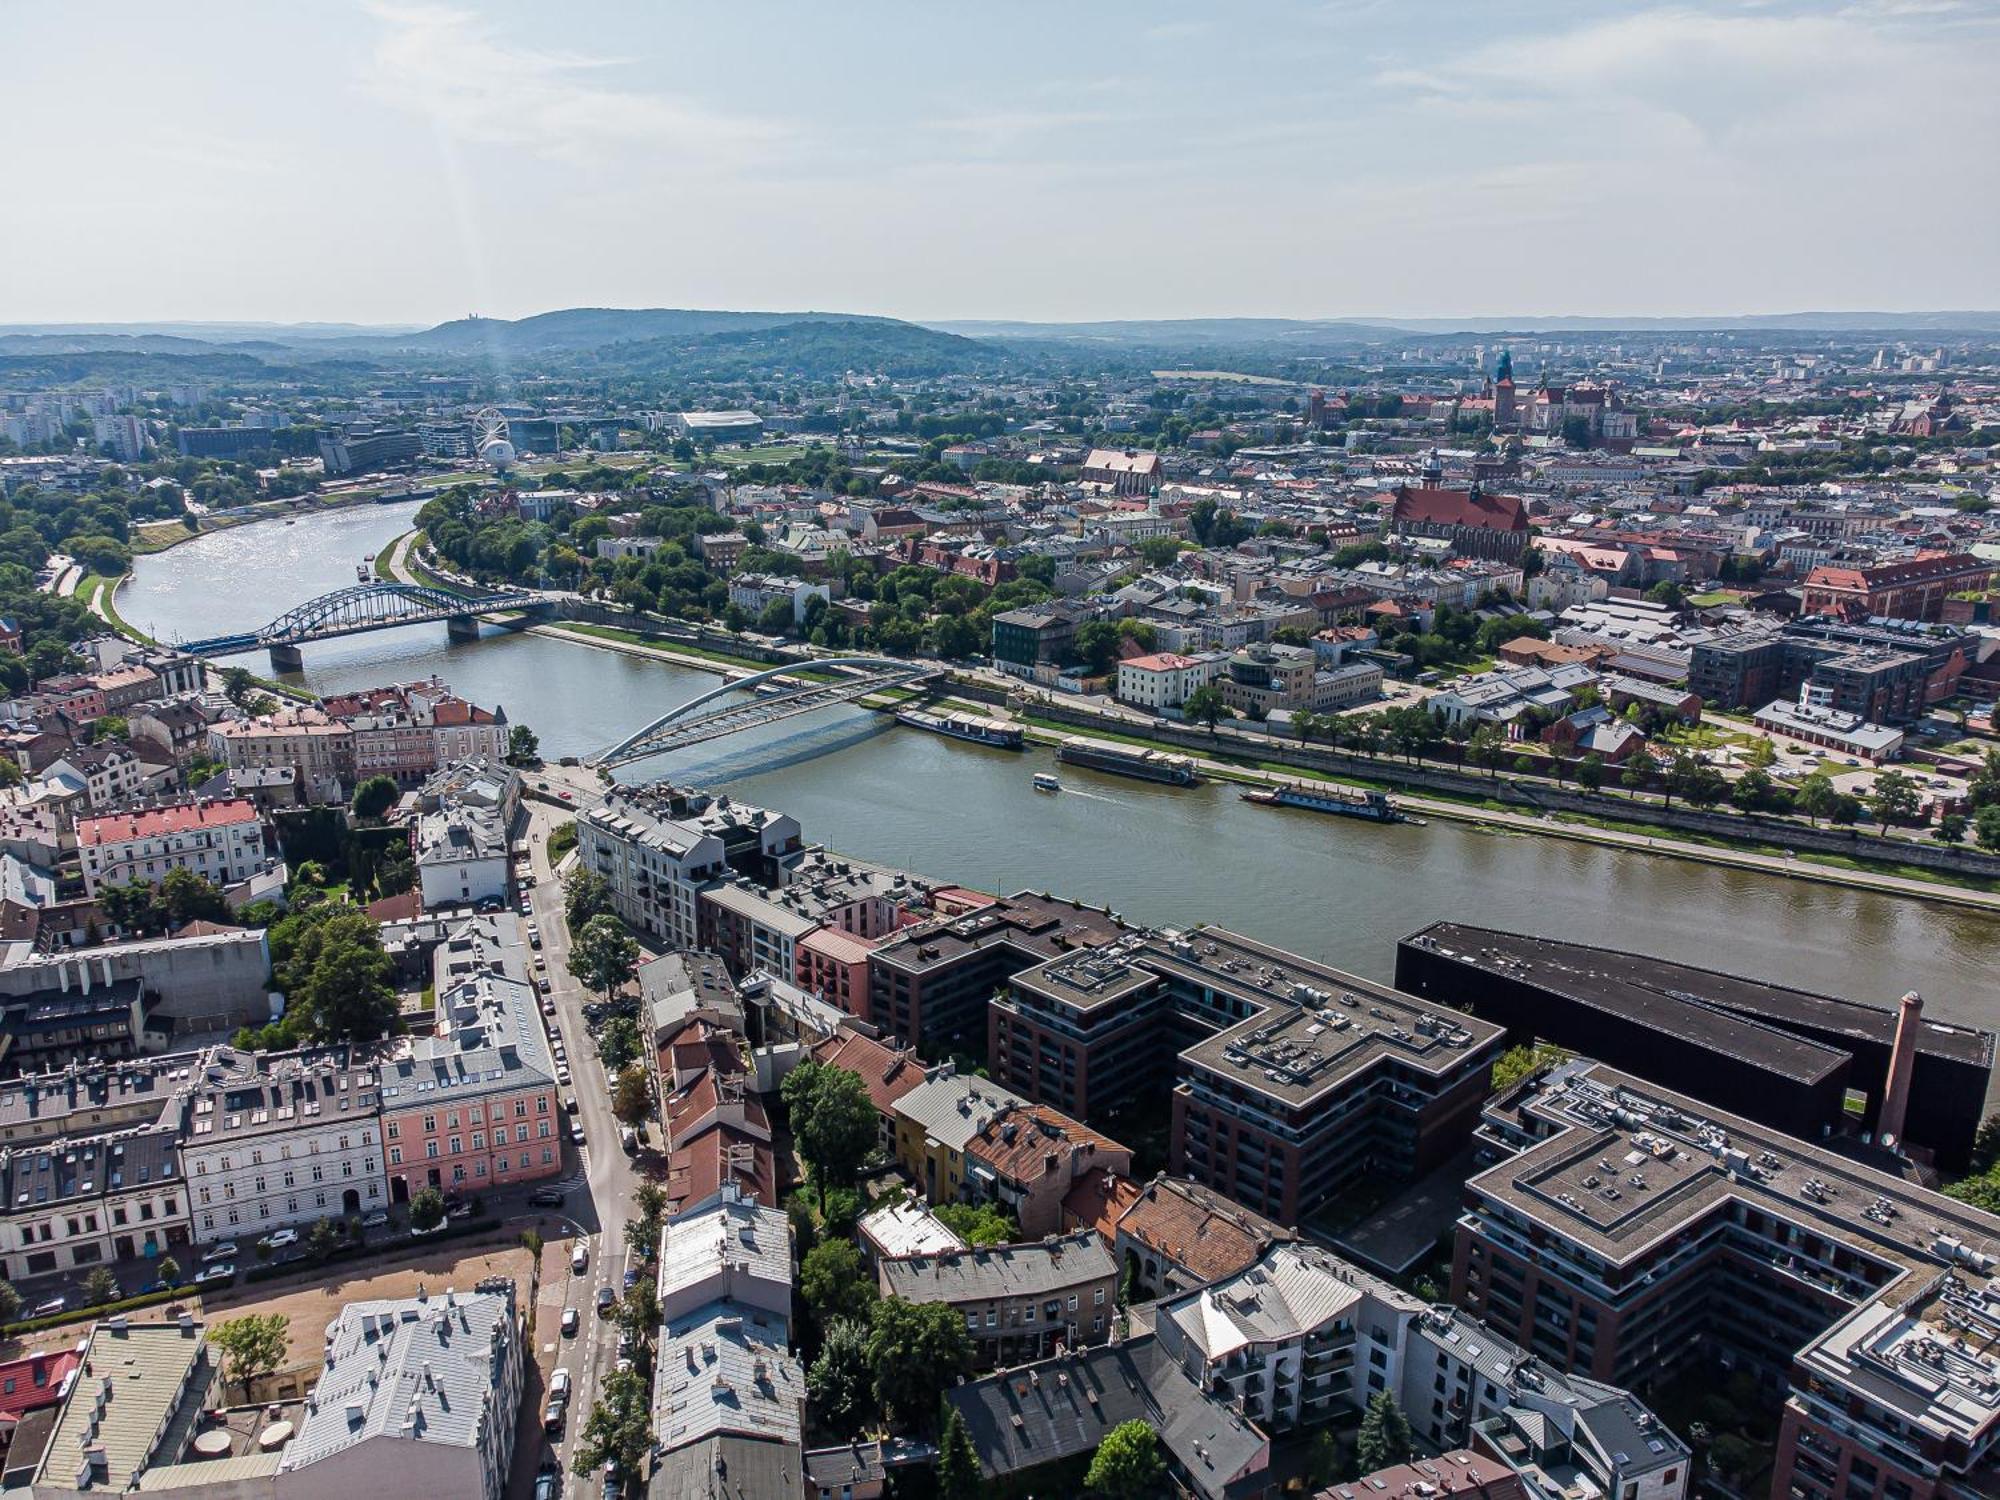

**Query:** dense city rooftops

left=878, top=1230, right=1116, bottom=1304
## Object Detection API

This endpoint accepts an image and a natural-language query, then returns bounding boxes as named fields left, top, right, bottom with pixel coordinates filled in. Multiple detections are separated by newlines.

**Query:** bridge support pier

left=268, top=644, right=304, bottom=672
left=446, top=614, right=482, bottom=643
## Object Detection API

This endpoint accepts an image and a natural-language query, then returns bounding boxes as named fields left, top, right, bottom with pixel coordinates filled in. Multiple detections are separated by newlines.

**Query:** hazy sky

left=3, top=1, right=1996, bottom=327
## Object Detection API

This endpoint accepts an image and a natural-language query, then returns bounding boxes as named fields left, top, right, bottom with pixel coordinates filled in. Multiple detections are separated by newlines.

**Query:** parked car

left=529, top=1187, right=566, bottom=1208
left=623, top=1266, right=640, bottom=1291
left=361, top=1212, right=389, bottom=1228
left=411, top=1217, right=446, bottom=1237
left=569, top=1121, right=586, bottom=1145
left=543, top=998, right=557, bottom=1016
left=564, top=1096, right=579, bottom=1115
left=557, top=1066, right=572, bottom=1086
left=259, top=1228, right=298, bottom=1251
left=195, top=1264, right=234, bottom=1285
left=561, top=1307, right=580, bottom=1337
left=33, top=1296, right=66, bottom=1317
left=202, top=1241, right=238, bottom=1262
left=571, top=1243, right=589, bottom=1274
left=535, top=1464, right=562, bottom=1500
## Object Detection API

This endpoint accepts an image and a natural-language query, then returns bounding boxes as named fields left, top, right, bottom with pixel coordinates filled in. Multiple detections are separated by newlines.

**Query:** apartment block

left=877, top=1230, right=1118, bottom=1369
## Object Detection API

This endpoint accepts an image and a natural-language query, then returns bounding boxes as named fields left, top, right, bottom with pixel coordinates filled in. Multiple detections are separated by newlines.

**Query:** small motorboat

left=1032, top=772, right=1061, bottom=793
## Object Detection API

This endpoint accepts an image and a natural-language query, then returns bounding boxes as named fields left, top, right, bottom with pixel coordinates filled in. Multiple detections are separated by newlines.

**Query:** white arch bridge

left=592, top=657, right=937, bottom=768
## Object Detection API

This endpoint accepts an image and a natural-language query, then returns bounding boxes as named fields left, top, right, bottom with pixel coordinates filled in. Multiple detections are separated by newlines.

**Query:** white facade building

left=172, top=1046, right=388, bottom=1245
left=75, top=796, right=268, bottom=896
left=1115, top=652, right=1223, bottom=712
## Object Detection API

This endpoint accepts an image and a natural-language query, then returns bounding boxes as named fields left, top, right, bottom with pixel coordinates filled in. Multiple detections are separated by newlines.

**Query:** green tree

left=624, top=1182, right=668, bottom=1263
left=82, top=1266, right=118, bottom=1305
left=507, top=724, right=540, bottom=765
left=567, top=914, right=639, bottom=1000
left=1936, top=812, right=1968, bottom=844
left=1139, top=535, right=1185, bottom=569
left=158, top=868, right=228, bottom=928
left=562, top=867, right=614, bottom=930
left=156, top=1255, right=181, bottom=1288
left=1867, top=768, right=1920, bottom=832
left=868, top=1298, right=973, bottom=1432
left=210, top=1314, right=290, bottom=1396
left=1085, top=1419, right=1164, bottom=1499
left=1355, top=1390, right=1416, bottom=1473
left=1184, top=684, right=1230, bottom=734
left=295, top=929, right=399, bottom=1042
left=938, top=1403, right=985, bottom=1500
left=1491, top=1043, right=1570, bottom=1093
left=1467, top=724, right=1506, bottom=780
left=611, top=1064, right=651, bottom=1126
left=615, top=1275, right=660, bottom=1347
left=1574, top=754, right=1604, bottom=794
left=1976, top=804, right=2000, bottom=852
left=933, top=1201, right=1017, bottom=1246
left=0, top=1279, right=17, bottom=1327
left=781, top=1060, right=878, bottom=1210
left=410, top=1186, right=446, bottom=1232
left=807, top=1317, right=873, bottom=1439
left=306, top=1217, right=342, bottom=1263
left=350, top=775, right=399, bottom=821
left=800, top=1239, right=877, bottom=1328
left=1619, top=745, right=1658, bottom=798
left=572, top=1366, right=653, bottom=1481
left=1074, top=619, right=1123, bottom=676
left=598, top=1016, right=642, bottom=1072
left=222, top=666, right=258, bottom=707
left=1796, top=771, right=1838, bottom=826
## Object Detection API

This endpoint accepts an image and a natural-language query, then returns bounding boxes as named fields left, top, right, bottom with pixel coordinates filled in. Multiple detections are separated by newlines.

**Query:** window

left=389, top=1147, right=403, bottom=1166
left=1067, top=1294, right=1078, bottom=1311
left=426, top=1142, right=440, bottom=1159
left=1094, top=1288, right=1105, bottom=1305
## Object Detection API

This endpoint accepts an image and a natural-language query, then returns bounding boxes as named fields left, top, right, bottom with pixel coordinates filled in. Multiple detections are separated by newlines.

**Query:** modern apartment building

left=868, top=891, right=1131, bottom=1058
left=1451, top=1055, right=2000, bottom=1499
left=989, top=927, right=1504, bottom=1226
left=576, top=783, right=801, bottom=950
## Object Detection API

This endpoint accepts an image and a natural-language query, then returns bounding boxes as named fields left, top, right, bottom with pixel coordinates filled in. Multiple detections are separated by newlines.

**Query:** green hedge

left=2, top=1283, right=197, bottom=1339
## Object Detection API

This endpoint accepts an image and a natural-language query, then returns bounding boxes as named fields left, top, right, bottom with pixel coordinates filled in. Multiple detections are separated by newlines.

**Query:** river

left=121, top=502, right=1999, bottom=1027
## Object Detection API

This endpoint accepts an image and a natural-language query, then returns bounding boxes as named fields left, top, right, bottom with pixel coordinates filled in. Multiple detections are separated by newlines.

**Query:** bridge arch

left=595, top=656, right=923, bottom=765
left=177, top=582, right=551, bottom=657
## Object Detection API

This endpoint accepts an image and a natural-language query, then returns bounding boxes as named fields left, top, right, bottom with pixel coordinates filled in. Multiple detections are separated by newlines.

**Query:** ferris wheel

left=473, top=406, right=516, bottom=469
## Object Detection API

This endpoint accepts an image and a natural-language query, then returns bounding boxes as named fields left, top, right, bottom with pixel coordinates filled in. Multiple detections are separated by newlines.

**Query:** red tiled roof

left=0, top=1349, right=79, bottom=1420
left=1391, top=485, right=1529, bottom=533
left=77, top=797, right=259, bottom=847
left=811, top=1030, right=924, bottom=1119
left=1113, top=1175, right=1290, bottom=1283
left=1061, top=1167, right=1141, bottom=1241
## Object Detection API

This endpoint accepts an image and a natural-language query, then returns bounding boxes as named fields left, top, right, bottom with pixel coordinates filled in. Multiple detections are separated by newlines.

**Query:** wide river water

left=121, top=502, right=1998, bottom=1027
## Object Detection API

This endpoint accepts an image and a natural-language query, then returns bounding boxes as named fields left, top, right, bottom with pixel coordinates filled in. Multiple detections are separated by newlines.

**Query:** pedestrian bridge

left=593, top=656, right=936, bottom=768
left=178, top=582, right=559, bottom=666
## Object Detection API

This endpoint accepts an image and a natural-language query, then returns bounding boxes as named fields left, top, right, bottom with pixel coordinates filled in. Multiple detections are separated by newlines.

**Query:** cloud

left=358, top=3, right=784, bottom=167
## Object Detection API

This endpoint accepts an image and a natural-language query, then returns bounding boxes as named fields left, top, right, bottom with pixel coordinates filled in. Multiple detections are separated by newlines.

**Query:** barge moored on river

left=1241, top=782, right=1415, bottom=823
left=894, top=707, right=1025, bottom=750
left=1055, top=736, right=1200, bottom=786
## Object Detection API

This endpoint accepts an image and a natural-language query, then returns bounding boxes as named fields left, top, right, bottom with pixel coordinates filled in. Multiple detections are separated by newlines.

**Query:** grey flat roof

left=1406, top=922, right=1992, bottom=1071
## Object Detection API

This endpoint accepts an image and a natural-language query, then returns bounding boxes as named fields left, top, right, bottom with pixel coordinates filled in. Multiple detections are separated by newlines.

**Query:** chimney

left=1878, top=991, right=1923, bottom=1148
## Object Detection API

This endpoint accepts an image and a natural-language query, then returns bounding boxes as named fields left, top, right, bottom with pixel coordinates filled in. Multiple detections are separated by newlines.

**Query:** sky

left=2, top=0, right=1997, bottom=328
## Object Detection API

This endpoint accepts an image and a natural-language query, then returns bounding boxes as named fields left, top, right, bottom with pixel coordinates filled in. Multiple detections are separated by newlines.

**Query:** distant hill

left=931, top=310, right=2000, bottom=343
left=928, top=317, right=1418, bottom=349
left=382, top=306, right=903, bottom=356
left=580, top=317, right=1009, bottom=379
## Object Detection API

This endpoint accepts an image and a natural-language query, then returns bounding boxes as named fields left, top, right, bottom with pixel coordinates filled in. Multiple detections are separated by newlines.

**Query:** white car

left=202, top=1241, right=238, bottom=1262
left=557, top=1067, right=573, bottom=1086
left=571, top=1243, right=589, bottom=1274
left=361, top=1212, right=389, bottom=1229
left=259, top=1228, right=298, bottom=1250
left=195, top=1263, right=235, bottom=1285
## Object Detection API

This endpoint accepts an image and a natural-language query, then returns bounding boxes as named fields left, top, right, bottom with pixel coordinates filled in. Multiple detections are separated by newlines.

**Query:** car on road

left=534, top=954, right=547, bottom=971
left=623, top=1266, right=640, bottom=1291
left=361, top=1212, right=388, bottom=1228
left=142, top=1277, right=174, bottom=1294
left=543, top=998, right=557, bottom=1016
left=203, top=1241, right=238, bottom=1262
left=556, top=1066, right=572, bottom=1086
left=259, top=1228, right=299, bottom=1251
left=535, top=1464, right=562, bottom=1500
left=542, top=1391, right=568, bottom=1433
left=569, top=1121, right=586, bottom=1145
left=564, top=1095, right=579, bottom=1114
left=571, top=1243, right=589, bottom=1274
left=560, top=1307, right=580, bottom=1337
left=411, top=1217, right=446, bottom=1237
left=528, top=1187, right=566, bottom=1208
left=597, top=1285, right=616, bottom=1315
left=33, top=1296, right=66, bottom=1317
left=195, top=1263, right=234, bottom=1285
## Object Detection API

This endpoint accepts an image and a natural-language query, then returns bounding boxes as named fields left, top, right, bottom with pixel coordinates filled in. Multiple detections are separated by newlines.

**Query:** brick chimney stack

left=1878, top=991, right=1923, bottom=1149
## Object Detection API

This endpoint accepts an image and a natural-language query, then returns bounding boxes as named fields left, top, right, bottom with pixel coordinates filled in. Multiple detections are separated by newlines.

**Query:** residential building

left=1103, top=1172, right=1293, bottom=1302
left=173, top=1046, right=388, bottom=1244
left=892, top=1069, right=1030, bottom=1208
left=727, top=572, right=828, bottom=627
left=990, top=604, right=1084, bottom=674
left=657, top=1185, right=793, bottom=1327
left=962, top=1103, right=1132, bottom=1237
left=75, top=797, right=267, bottom=897
left=1115, top=651, right=1223, bottom=713
left=278, top=1281, right=522, bottom=1500
left=0, top=1125, right=190, bottom=1281
left=30, top=1318, right=213, bottom=1493
left=856, top=1198, right=966, bottom=1267
left=412, top=763, right=516, bottom=909
left=867, top=891, right=1131, bottom=1058
left=877, top=1230, right=1118, bottom=1368
left=377, top=967, right=560, bottom=1200
left=208, top=710, right=352, bottom=803
left=0, top=1053, right=199, bottom=1149
left=577, top=783, right=801, bottom=951
left=1080, top=448, right=1163, bottom=496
